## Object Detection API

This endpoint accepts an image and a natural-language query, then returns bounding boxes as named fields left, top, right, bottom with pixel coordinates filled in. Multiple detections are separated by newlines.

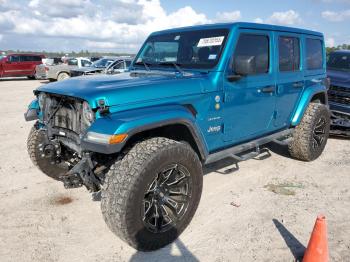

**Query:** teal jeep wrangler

left=24, top=22, right=330, bottom=251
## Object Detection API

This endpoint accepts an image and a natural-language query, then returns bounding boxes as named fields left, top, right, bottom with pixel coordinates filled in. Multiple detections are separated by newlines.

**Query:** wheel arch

left=83, top=105, right=209, bottom=161
left=56, top=71, right=70, bottom=79
left=291, top=85, right=328, bottom=126
left=123, top=120, right=207, bottom=161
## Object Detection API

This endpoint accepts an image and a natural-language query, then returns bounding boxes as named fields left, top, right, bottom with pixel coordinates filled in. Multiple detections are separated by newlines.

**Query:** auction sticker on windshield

left=197, top=36, right=225, bottom=47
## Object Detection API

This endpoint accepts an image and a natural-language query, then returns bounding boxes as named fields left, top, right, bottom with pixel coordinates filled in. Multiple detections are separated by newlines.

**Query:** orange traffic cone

left=302, top=215, right=329, bottom=262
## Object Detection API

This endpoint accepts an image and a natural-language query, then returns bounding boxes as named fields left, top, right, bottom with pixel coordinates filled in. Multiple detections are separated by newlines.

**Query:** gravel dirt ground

left=0, top=78, right=349, bottom=262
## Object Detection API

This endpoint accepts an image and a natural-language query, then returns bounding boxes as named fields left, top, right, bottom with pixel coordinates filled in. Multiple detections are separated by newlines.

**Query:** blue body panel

left=30, top=22, right=327, bottom=156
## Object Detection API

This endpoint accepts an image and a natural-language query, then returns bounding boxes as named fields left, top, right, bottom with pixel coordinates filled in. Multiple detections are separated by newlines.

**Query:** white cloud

left=322, top=10, right=350, bottom=21
left=325, top=37, right=336, bottom=47
left=215, top=11, right=241, bottom=23
left=254, top=17, right=264, bottom=23
left=266, top=10, right=302, bottom=25
left=0, top=0, right=213, bottom=51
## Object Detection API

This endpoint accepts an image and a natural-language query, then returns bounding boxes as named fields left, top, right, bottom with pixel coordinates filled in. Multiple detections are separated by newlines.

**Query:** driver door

left=223, top=30, right=277, bottom=142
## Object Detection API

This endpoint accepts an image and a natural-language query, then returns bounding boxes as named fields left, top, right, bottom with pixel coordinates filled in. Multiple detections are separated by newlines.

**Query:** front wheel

left=101, top=137, right=203, bottom=251
left=289, top=102, right=330, bottom=161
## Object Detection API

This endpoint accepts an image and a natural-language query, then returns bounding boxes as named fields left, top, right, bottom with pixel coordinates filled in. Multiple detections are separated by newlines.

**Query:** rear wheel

left=27, top=125, right=69, bottom=180
left=57, top=72, right=70, bottom=81
left=101, top=137, right=203, bottom=251
left=289, top=102, right=330, bottom=161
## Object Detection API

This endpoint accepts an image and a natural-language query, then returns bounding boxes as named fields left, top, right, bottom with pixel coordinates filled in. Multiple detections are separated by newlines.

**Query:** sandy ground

left=0, top=78, right=349, bottom=262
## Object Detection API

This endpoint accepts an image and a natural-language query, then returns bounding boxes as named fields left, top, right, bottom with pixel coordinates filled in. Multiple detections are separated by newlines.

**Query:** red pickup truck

left=0, top=53, right=45, bottom=79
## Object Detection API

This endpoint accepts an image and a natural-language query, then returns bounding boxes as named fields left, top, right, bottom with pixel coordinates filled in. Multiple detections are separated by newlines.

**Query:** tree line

left=326, top=44, right=350, bottom=54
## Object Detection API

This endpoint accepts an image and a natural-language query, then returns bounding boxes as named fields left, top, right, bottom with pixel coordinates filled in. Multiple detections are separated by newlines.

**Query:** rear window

left=279, top=36, right=300, bottom=72
left=327, top=52, right=350, bottom=71
left=306, top=39, right=323, bottom=70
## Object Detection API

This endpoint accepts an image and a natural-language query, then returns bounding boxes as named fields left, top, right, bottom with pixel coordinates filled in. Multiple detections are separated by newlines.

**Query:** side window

left=9, top=55, right=20, bottom=62
left=279, top=37, right=300, bottom=72
left=113, top=61, right=124, bottom=69
left=306, top=38, right=323, bottom=70
left=81, top=60, right=92, bottom=67
left=233, top=34, right=269, bottom=75
left=33, top=56, right=42, bottom=62
left=67, top=59, right=78, bottom=66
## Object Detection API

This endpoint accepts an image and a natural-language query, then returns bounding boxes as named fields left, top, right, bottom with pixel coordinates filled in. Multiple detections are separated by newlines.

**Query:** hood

left=327, top=69, right=350, bottom=86
left=37, top=71, right=209, bottom=108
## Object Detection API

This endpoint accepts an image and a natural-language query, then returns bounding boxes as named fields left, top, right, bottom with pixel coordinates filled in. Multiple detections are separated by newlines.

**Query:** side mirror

left=227, top=74, right=242, bottom=82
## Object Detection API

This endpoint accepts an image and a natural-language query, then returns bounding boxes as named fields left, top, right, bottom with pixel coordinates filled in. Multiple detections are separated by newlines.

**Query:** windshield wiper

left=158, top=62, right=186, bottom=75
left=134, top=61, right=151, bottom=71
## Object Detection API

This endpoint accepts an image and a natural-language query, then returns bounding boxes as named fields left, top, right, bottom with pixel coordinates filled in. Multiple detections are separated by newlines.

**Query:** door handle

left=261, top=86, right=276, bottom=93
left=293, top=82, right=304, bottom=88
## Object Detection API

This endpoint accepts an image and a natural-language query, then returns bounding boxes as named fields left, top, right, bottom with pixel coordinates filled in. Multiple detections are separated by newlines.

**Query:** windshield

left=92, top=58, right=116, bottom=68
left=327, top=53, right=350, bottom=71
left=134, top=28, right=229, bottom=70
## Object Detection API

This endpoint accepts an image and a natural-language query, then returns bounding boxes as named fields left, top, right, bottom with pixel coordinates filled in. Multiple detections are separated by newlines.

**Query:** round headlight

left=38, top=92, right=46, bottom=109
left=82, top=101, right=95, bottom=125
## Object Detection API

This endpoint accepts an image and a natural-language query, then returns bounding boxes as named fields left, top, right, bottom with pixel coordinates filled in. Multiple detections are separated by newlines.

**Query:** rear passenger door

left=274, top=33, right=304, bottom=128
left=20, top=55, right=36, bottom=76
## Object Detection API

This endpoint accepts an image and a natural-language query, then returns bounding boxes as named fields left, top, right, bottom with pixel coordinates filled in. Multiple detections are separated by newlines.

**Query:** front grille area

left=328, top=85, right=350, bottom=105
left=53, top=105, right=82, bottom=133
left=43, top=94, right=87, bottom=135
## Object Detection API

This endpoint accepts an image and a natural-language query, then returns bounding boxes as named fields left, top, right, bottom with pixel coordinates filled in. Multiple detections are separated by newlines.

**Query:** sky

left=0, top=0, right=350, bottom=53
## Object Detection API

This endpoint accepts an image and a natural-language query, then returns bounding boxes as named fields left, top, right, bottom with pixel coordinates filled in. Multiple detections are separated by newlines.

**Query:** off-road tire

left=57, top=72, right=69, bottom=81
left=101, top=137, right=203, bottom=251
left=289, top=102, right=330, bottom=161
left=27, top=125, right=69, bottom=180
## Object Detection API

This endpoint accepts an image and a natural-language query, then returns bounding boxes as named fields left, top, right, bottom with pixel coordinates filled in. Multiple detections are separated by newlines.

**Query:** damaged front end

left=25, top=92, right=114, bottom=194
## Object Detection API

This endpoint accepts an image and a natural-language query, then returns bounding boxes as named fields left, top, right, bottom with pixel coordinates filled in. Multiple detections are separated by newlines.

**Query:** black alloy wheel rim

left=142, top=164, right=192, bottom=233
left=312, top=117, right=327, bottom=149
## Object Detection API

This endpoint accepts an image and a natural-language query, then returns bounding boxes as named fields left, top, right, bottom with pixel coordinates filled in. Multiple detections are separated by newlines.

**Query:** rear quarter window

left=306, top=38, right=323, bottom=70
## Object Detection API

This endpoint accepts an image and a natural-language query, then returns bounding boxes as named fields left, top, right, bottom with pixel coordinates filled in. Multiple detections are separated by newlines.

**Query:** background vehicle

left=0, top=53, right=44, bottom=79
left=90, top=56, right=102, bottom=62
left=25, top=22, right=330, bottom=251
left=327, top=50, right=350, bottom=136
left=70, top=57, right=132, bottom=77
left=37, top=57, right=92, bottom=81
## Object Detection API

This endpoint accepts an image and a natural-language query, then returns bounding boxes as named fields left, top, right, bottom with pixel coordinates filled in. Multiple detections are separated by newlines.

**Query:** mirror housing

left=227, top=74, right=242, bottom=82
